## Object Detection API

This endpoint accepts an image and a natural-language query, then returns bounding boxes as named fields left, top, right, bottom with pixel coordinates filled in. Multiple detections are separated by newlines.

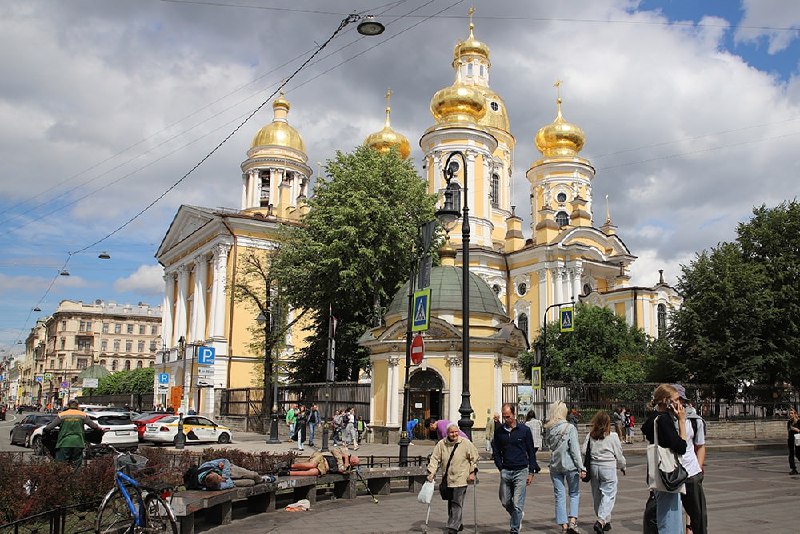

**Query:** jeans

left=550, top=470, right=581, bottom=525
left=654, top=490, right=682, bottom=534
left=499, top=468, right=528, bottom=534
left=308, top=422, right=316, bottom=444
left=589, top=464, right=618, bottom=523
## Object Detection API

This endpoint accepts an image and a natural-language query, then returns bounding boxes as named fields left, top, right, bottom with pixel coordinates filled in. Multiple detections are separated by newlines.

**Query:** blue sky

left=1, top=0, right=799, bottom=354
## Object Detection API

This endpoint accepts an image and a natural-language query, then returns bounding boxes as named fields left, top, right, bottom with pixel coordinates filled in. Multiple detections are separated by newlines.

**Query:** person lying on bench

left=289, top=446, right=361, bottom=476
left=195, top=458, right=267, bottom=490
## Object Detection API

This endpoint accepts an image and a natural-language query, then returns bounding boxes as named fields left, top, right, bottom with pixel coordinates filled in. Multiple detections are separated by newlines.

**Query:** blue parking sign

left=197, top=346, right=216, bottom=365
left=158, top=373, right=170, bottom=385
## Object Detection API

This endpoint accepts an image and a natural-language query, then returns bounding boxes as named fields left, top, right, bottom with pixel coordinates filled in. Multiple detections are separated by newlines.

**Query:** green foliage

left=272, top=146, right=437, bottom=381
left=94, top=367, right=154, bottom=395
left=525, top=304, right=651, bottom=384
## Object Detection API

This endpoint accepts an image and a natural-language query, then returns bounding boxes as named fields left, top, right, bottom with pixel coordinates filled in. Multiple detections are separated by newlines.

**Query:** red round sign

left=411, top=334, right=425, bottom=365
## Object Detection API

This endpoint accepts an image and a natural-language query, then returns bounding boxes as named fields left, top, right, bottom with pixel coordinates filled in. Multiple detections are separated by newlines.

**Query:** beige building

left=21, top=299, right=161, bottom=406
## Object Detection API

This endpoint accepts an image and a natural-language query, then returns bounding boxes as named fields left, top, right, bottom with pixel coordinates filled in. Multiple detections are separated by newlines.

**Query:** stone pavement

left=185, top=436, right=796, bottom=533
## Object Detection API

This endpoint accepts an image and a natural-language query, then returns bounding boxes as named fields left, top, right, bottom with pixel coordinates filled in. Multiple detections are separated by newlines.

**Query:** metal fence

left=502, top=382, right=800, bottom=424
left=220, top=382, right=370, bottom=431
left=0, top=501, right=100, bottom=534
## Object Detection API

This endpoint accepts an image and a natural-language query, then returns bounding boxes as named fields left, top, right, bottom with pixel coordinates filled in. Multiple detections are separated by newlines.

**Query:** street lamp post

left=398, top=261, right=416, bottom=466
left=435, top=151, right=474, bottom=439
left=540, top=299, right=574, bottom=422
left=175, top=336, right=186, bottom=449
left=321, top=308, right=335, bottom=452
left=257, top=310, right=281, bottom=444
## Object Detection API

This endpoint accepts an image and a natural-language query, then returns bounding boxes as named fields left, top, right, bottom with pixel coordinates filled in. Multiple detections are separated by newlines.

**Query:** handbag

left=439, top=442, right=460, bottom=500
left=646, top=415, right=688, bottom=493
left=794, top=433, right=800, bottom=446
left=581, top=437, right=592, bottom=482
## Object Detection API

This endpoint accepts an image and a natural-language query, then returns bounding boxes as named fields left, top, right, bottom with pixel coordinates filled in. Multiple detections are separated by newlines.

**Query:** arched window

left=136, top=360, right=143, bottom=369
left=555, top=211, right=570, bottom=227
left=517, top=313, right=529, bottom=339
left=99, top=359, right=106, bottom=367
left=657, top=304, right=667, bottom=337
left=490, top=174, right=500, bottom=208
left=124, top=360, right=131, bottom=371
left=111, top=360, right=118, bottom=371
left=149, top=361, right=155, bottom=368
left=467, top=62, right=473, bottom=76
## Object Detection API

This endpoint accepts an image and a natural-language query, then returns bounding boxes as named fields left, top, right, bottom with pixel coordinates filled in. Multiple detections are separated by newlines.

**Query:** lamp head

left=356, top=15, right=385, bottom=36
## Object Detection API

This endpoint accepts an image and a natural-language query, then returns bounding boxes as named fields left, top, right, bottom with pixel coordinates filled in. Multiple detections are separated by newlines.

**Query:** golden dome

left=476, top=87, right=510, bottom=132
left=364, top=89, right=411, bottom=159
left=430, top=61, right=486, bottom=124
left=534, top=97, right=585, bottom=158
left=453, top=7, right=489, bottom=65
left=250, top=94, right=305, bottom=153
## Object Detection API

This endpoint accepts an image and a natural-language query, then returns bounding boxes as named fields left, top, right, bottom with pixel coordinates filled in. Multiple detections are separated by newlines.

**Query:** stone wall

left=705, top=419, right=786, bottom=439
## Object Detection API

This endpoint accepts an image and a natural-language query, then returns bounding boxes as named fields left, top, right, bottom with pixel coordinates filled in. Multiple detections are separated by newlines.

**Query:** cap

left=67, top=399, right=79, bottom=408
left=672, top=384, right=688, bottom=400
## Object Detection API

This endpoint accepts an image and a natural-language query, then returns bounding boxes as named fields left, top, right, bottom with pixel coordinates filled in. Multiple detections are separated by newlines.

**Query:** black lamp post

left=435, top=151, right=474, bottom=439
left=175, top=336, right=186, bottom=449
left=540, top=298, right=574, bottom=423
left=257, top=311, right=281, bottom=444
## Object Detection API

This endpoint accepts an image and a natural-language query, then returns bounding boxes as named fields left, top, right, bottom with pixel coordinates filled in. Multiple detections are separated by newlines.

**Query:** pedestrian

left=295, top=405, right=307, bottom=451
left=545, top=400, right=587, bottom=534
left=484, top=409, right=494, bottom=451
left=307, top=404, right=320, bottom=447
left=428, top=418, right=468, bottom=441
left=285, top=403, right=296, bottom=442
left=583, top=410, right=626, bottom=533
left=642, top=384, right=688, bottom=534
left=289, top=445, right=360, bottom=475
left=407, top=417, right=419, bottom=444
left=190, top=458, right=267, bottom=489
left=672, top=384, right=708, bottom=534
left=624, top=409, right=635, bottom=444
left=345, top=407, right=359, bottom=449
left=427, top=423, right=479, bottom=534
left=567, top=406, right=580, bottom=428
left=492, top=403, right=539, bottom=534
left=42, top=399, right=104, bottom=467
left=788, top=408, right=800, bottom=475
left=525, top=410, right=543, bottom=451
left=332, top=410, right=343, bottom=445
left=356, top=415, right=369, bottom=444
left=612, top=406, right=624, bottom=439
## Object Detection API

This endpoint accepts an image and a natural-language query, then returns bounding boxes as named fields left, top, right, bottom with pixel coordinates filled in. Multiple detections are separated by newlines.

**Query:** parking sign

left=158, top=373, right=170, bottom=385
left=197, top=346, right=216, bottom=365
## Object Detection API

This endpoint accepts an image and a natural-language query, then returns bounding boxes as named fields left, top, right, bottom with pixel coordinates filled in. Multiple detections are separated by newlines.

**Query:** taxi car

left=143, top=415, right=232, bottom=445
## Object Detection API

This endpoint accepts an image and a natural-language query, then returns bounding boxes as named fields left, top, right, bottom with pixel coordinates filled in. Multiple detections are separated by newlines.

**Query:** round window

left=582, top=283, right=592, bottom=296
left=517, top=282, right=527, bottom=296
left=492, top=284, right=501, bottom=295
left=557, top=192, right=567, bottom=203
left=490, top=101, right=499, bottom=112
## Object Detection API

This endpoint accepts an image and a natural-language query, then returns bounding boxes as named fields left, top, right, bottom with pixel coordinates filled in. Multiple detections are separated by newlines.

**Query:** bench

left=170, top=466, right=427, bottom=533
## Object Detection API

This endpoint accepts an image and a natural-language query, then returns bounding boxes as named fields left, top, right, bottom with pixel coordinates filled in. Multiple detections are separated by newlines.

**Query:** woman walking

left=787, top=408, right=800, bottom=475
left=545, top=400, right=587, bottom=534
left=525, top=410, right=543, bottom=451
left=642, top=384, right=687, bottom=534
left=583, top=411, right=626, bottom=533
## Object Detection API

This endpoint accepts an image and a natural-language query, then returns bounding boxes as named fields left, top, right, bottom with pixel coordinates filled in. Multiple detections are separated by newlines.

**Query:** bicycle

left=95, top=444, right=178, bottom=533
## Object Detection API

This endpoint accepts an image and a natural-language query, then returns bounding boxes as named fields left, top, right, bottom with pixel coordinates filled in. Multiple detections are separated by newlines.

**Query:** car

left=9, top=414, right=56, bottom=447
left=143, top=415, right=232, bottom=445
left=30, top=411, right=138, bottom=454
left=132, top=411, right=171, bottom=440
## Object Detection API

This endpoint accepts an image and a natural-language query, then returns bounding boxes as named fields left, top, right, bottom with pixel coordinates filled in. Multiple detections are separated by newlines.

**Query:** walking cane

left=472, top=474, right=479, bottom=533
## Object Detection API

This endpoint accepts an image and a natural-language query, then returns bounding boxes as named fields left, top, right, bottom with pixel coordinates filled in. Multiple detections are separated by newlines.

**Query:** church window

left=657, top=304, right=667, bottom=337
left=260, top=172, right=270, bottom=207
left=490, top=101, right=498, bottom=112
left=517, top=282, right=527, bottom=296
left=480, top=65, right=485, bottom=77
left=490, top=174, right=500, bottom=208
left=467, top=63, right=473, bottom=76
left=492, top=284, right=501, bottom=295
left=517, top=313, right=529, bottom=338
left=557, top=192, right=567, bottom=203
left=556, top=211, right=569, bottom=227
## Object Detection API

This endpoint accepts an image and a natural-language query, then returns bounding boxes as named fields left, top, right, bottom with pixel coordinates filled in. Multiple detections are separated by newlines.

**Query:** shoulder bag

left=646, top=415, right=688, bottom=493
left=794, top=432, right=800, bottom=446
left=439, top=442, right=460, bottom=500
left=581, top=437, right=592, bottom=482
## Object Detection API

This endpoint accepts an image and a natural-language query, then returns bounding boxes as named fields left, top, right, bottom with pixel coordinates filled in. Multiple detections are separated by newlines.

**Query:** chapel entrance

left=408, top=369, right=444, bottom=440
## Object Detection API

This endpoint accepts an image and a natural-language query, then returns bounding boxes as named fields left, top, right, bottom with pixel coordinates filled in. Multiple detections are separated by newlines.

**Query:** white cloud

left=114, top=264, right=164, bottom=295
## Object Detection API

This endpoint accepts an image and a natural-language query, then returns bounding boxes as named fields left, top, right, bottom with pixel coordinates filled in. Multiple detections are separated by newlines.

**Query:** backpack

left=689, top=416, right=705, bottom=444
left=183, top=466, right=201, bottom=490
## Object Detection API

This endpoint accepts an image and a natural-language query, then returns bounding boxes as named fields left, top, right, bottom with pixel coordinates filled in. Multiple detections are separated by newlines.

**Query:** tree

left=95, top=367, right=155, bottom=395
left=271, top=146, right=437, bottom=381
left=521, top=304, right=651, bottom=384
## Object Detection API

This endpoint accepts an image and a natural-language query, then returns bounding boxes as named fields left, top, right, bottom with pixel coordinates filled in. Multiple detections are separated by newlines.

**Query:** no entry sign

left=411, top=333, right=425, bottom=365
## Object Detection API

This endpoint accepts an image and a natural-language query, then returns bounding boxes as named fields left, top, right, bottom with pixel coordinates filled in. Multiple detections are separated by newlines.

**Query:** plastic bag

left=417, top=480, right=434, bottom=504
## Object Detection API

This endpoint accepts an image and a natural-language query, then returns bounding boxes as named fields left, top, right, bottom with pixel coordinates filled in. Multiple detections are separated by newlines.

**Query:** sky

left=1, top=0, right=799, bottom=354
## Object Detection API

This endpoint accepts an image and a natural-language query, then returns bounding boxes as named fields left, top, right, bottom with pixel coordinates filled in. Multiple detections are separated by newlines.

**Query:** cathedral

left=155, top=12, right=680, bottom=425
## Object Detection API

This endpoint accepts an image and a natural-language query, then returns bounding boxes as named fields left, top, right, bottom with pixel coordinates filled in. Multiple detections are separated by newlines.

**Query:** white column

left=369, top=368, right=375, bottom=424
left=387, top=357, right=400, bottom=426
left=448, top=355, right=461, bottom=423
left=210, top=244, right=229, bottom=339
left=553, top=268, right=563, bottom=311
left=174, top=266, right=189, bottom=342
left=493, top=357, right=503, bottom=414
left=384, top=359, right=393, bottom=427
left=270, top=169, right=280, bottom=208
left=249, top=170, right=258, bottom=208
left=241, top=174, right=247, bottom=210
left=565, top=268, right=574, bottom=301
left=572, top=263, right=583, bottom=300
left=191, top=254, right=208, bottom=343
left=162, top=272, right=175, bottom=347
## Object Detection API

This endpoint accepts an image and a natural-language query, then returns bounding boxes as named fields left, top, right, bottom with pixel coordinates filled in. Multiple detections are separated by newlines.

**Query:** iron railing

left=0, top=501, right=100, bottom=534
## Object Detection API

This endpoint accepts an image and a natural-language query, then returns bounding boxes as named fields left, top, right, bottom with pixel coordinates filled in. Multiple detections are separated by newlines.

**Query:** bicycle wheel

left=96, top=486, right=142, bottom=534
left=143, top=493, right=178, bottom=534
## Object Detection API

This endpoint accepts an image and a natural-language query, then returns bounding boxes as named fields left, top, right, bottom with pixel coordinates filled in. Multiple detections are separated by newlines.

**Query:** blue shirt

left=198, top=458, right=234, bottom=490
left=492, top=421, right=539, bottom=473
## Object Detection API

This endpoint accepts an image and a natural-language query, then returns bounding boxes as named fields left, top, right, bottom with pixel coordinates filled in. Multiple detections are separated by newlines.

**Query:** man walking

left=43, top=399, right=103, bottom=467
left=493, top=403, right=539, bottom=534
left=674, top=384, right=708, bottom=534
left=427, top=423, right=479, bottom=534
left=285, top=403, right=296, bottom=442
left=307, top=404, right=320, bottom=447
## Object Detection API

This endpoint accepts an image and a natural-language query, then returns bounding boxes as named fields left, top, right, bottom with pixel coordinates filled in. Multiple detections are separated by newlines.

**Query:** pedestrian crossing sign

left=411, top=288, right=431, bottom=332
left=560, top=306, right=574, bottom=332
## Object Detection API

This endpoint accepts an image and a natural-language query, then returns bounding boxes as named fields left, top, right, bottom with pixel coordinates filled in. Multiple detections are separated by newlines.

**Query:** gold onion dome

left=250, top=93, right=305, bottom=153
left=535, top=97, right=585, bottom=158
left=431, top=61, right=486, bottom=124
left=364, top=89, right=411, bottom=159
left=452, top=8, right=490, bottom=65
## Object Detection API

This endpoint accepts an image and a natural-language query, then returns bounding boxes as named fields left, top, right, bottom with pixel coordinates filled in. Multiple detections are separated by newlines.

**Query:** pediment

left=156, top=205, right=219, bottom=259
left=371, top=316, right=464, bottom=343
left=558, top=227, right=632, bottom=259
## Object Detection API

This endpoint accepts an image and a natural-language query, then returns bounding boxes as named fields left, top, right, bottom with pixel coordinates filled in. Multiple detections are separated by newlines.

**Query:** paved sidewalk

left=182, top=436, right=794, bottom=533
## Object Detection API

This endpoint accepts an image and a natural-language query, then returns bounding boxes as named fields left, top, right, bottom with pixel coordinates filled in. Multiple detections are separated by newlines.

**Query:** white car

left=143, top=415, right=233, bottom=445
left=30, top=410, right=138, bottom=454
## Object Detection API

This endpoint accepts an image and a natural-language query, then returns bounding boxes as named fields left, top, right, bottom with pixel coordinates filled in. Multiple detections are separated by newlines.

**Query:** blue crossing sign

left=158, top=373, right=170, bottom=385
left=411, top=288, right=431, bottom=332
left=197, top=346, right=216, bottom=365
left=560, top=306, right=575, bottom=332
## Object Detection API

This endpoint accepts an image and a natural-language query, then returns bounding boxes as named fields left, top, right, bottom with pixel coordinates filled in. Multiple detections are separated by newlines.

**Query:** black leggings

left=789, top=438, right=800, bottom=471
